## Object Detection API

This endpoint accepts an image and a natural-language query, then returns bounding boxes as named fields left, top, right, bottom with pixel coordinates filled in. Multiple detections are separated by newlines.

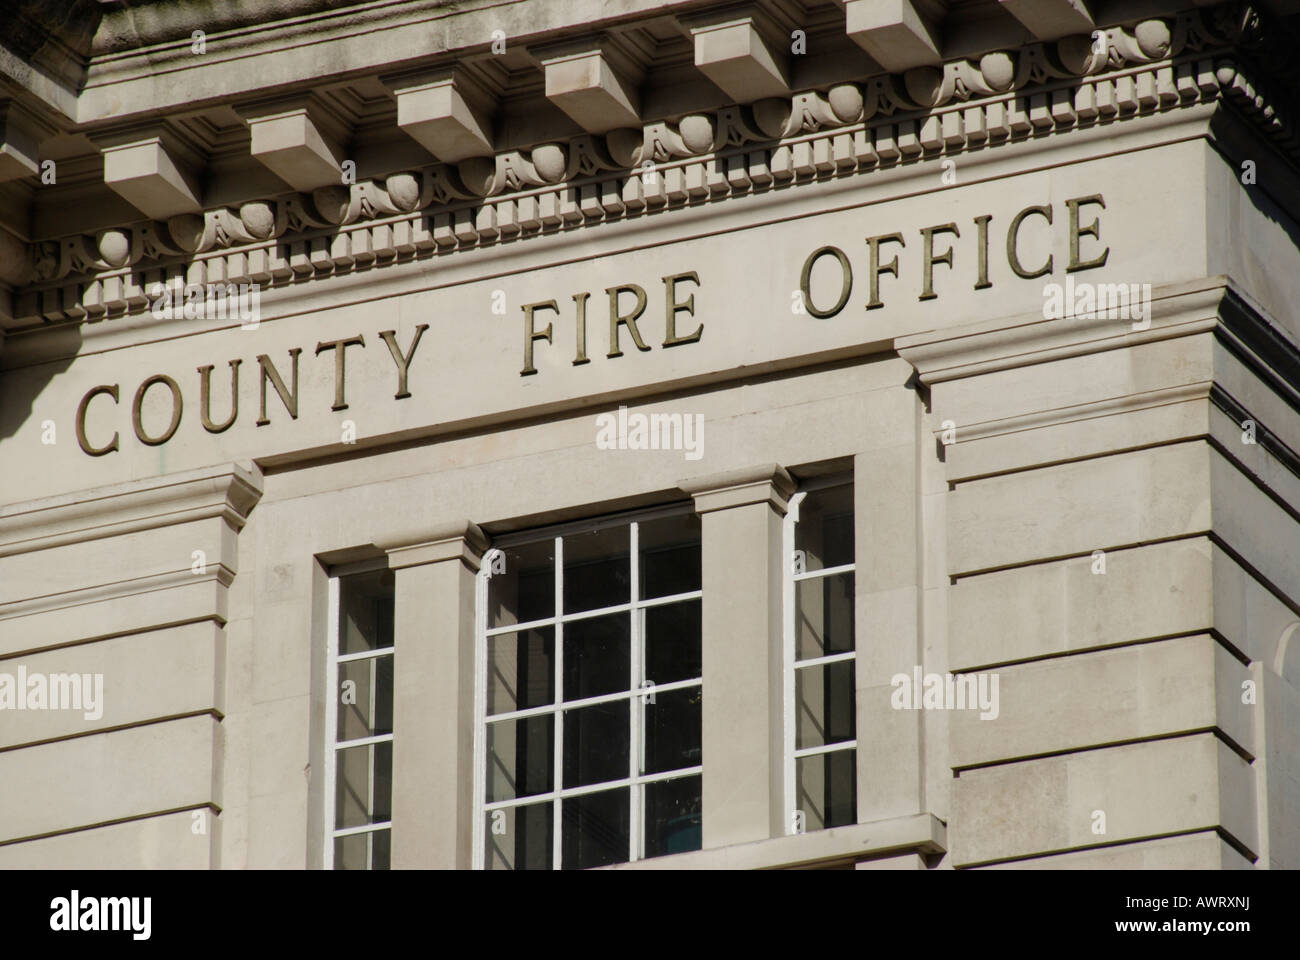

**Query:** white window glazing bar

left=551, top=535, right=564, bottom=870
left=482, top=677, right=701, bottom=724
left=323, top=575, right=340, bottom=869
left=781, top=489, right=805, bottom=837
left=483, top=764, right=705, bottom=811
left=471, top=549, right=496, bottom=870
left=366, top=654, right=378, bottom=870
left=482, top=588, right=702, bottom=638
left=793, top=740, right=858, bottom=760
left=791, top=562, right=855, bottom=582
left=335, top=645, right=395, bottom=664
left=333, top=821, right=393, bottom=839
left=334, top=732, right=395, bottom=751
left=793, top=650, right=857, bottom=670
left=628, top=520, right=642, bottom=863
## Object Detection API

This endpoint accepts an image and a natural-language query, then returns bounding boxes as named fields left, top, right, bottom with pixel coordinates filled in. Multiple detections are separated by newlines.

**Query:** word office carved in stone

left=798, top=194, right=1111, bottom=316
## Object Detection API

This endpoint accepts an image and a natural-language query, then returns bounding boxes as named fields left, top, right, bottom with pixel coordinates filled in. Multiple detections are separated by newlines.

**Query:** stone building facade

left=0, top=0, right=1297, bottom=869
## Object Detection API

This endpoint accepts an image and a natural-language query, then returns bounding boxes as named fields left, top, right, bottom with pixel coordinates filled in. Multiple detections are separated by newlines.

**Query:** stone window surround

left=356, top=453, right=946, bottom=870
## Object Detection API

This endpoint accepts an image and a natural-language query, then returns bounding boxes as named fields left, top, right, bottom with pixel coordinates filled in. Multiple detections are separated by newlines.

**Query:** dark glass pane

left=563, top=525, right=630, bottom=614
left=334, top=832, right=368, bottom=870
left=488, top=539, right=555, bottom=628
left=644, top=684, right=702, bottom=775
left=795, top=659, right=856, bottom=749
left=563, top=613, right=630, bottom=702
left=486, top=715, right=554, bottom=802
left=371, top=829, right=391, bottom=870
left=487, top=627, right=555, bottom=715
left=337, top=653, right=394, bottom=741
left=484, top=802, right=553, bottom=871
left=562, top=788, right=629, bottom=869
left=339, top=569, right=394, bottom=654
left=795, top=571, right=855, bottom=660
left=644, top=599, right=701, bottom=685
left=335, top=740, right=392, bottom=829
left=374, top=742, right=392, bottom=822
left=645, top=775, right=702, bottom=858
left=795, top=484, right=854, bottom=572
left=563, top=700, right=629, bottom=789
left=796, top=749, right=856, bottom=832
left=639, top=513, right=701, bottom=598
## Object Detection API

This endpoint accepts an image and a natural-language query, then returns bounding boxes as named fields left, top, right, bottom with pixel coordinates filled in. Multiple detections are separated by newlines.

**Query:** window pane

left=639, top=513, right=701, bottom=598
left=643, top=599, right=701, bottom=685
left=488, top=539, right=555, bottom=628
left=487, top=715, right=554, bottom=803
left=487, top=627, right=555, bottom=715
left=371, top=829, right=391, bottom=870
left=334, top=740, right=392, bottom=829
left=795, top=659, right=856, bottom=749
left=645, top=775, right=702, bottom=858
left=336, top=654, right=393, bottom=741
left=795, top=570, right=855, bottom=660
left=563, top=525, right=630, bottom=614
left=484, top=802, right=553, bottom=871
left=335, top=829, right=391, bottom=870
left=563, top=700, right=629, bottom=789
left=796, top=749, right=856, bottom=832
left=562, top=788, right=629, bottom=869
left=333, top=831, right=364, bottom=870
left=339, top=569, right=394, bottom=655
left=563, top=613, right=630, bottom=702
left=643, top=685, right=702, bottom=775
left=334, top=832, right=366, bottom=870
left=795, top=484, right=854, bottom=572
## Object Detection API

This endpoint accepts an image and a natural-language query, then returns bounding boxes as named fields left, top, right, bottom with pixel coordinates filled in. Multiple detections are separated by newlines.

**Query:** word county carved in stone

left=73, top=326, right=428, bottom=456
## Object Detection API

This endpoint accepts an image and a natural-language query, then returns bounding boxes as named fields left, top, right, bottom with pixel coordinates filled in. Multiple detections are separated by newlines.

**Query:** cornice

left=895, top=278, right=1236, bottom=384
left=894, top=270, right=1300, bottom=493
left=4, top=4, right=1296, bottom=332
left=0, top=461, right=265, bottom=559
left=680, top=462, right=797, bottom=513
left=377, top=519, right=491, bottom=569
left=0, top=565, right=235, bottom=626
left=897, top=275, right=1300, bottom=432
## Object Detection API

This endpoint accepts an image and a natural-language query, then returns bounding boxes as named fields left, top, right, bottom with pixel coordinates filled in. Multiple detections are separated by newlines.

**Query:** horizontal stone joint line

left=946, top=380, right=1213, bottom=447
left=0, top=709, right=224, bottom=756
left=1205, top=531, right=1300, bottom=623
left=0, top=616, right=223, bottom=662
left=951, top=727, right=1251, bottom=777
left=0, top=802, right=222, bottom=849
left=949, top=431, right=1213, bottom=488
left=950, top=627, right=1239, bottom=675
left=0, top=565, right=236, bottom=619
left=958, top=827, right=1247, bottom=869
left=949, top=527, right=1211, bottom=582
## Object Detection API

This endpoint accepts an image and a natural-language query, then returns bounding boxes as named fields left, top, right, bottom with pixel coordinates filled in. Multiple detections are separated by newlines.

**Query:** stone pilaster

left=379, top=520, right=488, bottom=868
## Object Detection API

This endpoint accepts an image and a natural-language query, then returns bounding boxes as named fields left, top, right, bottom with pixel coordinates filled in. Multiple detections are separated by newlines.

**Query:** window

left=784, top=479, right=857, bottom=834
left=324, top=566, right=395, bottom=869
left=474, top=506, right=703, bottom=869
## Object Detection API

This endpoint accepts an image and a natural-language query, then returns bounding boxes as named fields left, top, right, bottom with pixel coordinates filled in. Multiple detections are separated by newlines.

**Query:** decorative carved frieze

left=11, top=5, right=1294, bottom=328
